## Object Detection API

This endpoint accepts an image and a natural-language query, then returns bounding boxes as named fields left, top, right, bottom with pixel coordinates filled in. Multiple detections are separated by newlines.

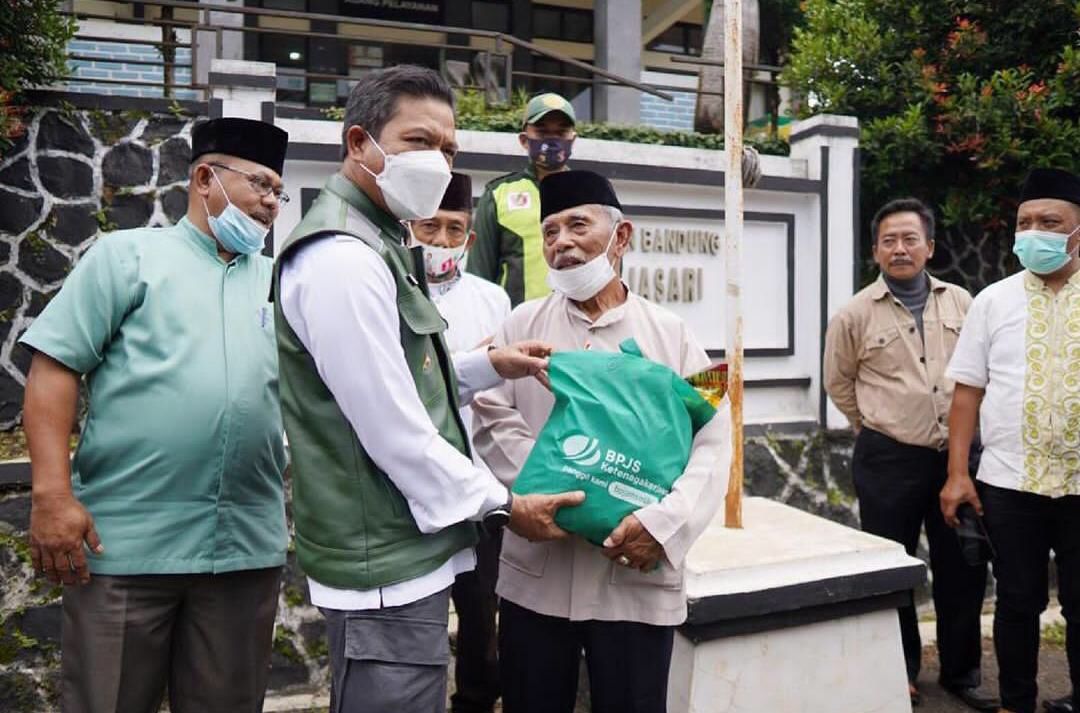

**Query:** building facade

left=65, top=0, right=783, bottom=133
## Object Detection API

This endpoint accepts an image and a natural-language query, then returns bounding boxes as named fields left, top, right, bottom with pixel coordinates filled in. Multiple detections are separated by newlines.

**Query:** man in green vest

left=21, top=117, right=290, bottom=713
left=468, top=92, right=576, bottom=306
left=274, top=65, right=584, bottom=713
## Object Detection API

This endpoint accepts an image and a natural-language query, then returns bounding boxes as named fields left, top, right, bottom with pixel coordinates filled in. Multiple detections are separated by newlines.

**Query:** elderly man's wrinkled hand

left=488, top=341, right=553, bottom=386
left=603, top=514, right=663, bottom=572
left=508, top=491, right=585, bottom=542
left=29, top=492, right=103, bottom=586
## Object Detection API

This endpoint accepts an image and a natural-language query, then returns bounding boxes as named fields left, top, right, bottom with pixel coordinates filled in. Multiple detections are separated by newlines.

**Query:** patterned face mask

left=528, top=137, right=573, bottom=170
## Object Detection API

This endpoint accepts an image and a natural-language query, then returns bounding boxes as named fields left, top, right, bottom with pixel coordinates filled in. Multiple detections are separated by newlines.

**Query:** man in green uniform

left=21, top=117, right=290, bottom=713
left=468, top=92, right=576, bottom=306
left=275, top=65, right=584, bottom=713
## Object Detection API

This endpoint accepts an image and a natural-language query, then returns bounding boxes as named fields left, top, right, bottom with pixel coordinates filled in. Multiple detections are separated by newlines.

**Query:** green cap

left=523, top=93, right=576, bottom=128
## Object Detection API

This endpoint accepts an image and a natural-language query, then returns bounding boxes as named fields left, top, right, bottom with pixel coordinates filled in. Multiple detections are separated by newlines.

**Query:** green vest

left=273, top=173, right=477, bottom=590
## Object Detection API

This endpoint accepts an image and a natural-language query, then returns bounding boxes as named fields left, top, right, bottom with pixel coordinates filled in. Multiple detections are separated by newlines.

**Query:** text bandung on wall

left=619, top=215, right=791, bottom=355
left=623, top=225, right=718, bottom=304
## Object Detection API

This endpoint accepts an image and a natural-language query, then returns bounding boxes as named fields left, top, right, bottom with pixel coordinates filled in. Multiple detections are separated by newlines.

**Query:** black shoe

left=1045, top=694, right=1075, bottom=713
left=943, top=685, right=1001, bottom=712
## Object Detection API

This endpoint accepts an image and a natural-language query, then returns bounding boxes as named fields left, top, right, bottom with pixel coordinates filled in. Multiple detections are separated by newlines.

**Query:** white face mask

left=546, top=223, right=620, bottom=301
left=359, top=136, right=452, bottom=220
left=422, top=242, right=467, bottom=279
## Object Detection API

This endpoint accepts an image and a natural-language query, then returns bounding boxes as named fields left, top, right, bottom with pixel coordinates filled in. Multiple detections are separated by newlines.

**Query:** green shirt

left=20, top=218, right=287, bottom=575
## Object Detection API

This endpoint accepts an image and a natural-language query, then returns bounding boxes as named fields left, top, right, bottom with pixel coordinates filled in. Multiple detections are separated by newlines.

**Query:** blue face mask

left=203, top=169, right=270, bottom=255
left=1013, top=225, right=1080, bottom=275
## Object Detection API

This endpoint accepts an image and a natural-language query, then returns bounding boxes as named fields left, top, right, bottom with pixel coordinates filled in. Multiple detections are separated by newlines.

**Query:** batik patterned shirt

left=946, top=269, right=1080, bottom=498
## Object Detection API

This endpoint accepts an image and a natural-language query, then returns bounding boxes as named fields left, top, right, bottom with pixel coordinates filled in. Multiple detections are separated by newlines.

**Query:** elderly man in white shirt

left=472, top=169, right=731, bottom=713
left=941, top=167, right=1080, bottom=713
left=410, top=171, right=511, bottom=713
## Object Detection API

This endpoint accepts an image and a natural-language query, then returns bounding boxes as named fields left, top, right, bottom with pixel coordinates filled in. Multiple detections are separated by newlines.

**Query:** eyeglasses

left=209, top=163, right=290, bottom=204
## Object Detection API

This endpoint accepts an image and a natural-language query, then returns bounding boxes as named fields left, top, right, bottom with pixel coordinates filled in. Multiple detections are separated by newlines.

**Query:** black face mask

left=527, top=137, right=574, bottom=170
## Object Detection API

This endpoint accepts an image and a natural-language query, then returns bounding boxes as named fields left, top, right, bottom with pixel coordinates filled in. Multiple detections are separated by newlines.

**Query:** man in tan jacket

left=824, top=198, right=995, bottom=711
left=472, top=170, right=731, bottom=713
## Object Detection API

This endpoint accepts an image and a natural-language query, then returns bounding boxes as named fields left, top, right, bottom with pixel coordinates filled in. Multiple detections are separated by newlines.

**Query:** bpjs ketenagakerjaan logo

left=559, top=433, right=660, bottom=507
left=561, top=434, right=602, bottom=467
left=561, top=434, right=643, bottom=475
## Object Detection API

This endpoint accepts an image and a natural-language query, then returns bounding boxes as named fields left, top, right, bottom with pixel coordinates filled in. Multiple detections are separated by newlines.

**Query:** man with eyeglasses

left=410, top=172, right=511, bottom=713
left=468, top=92, right=577, bottom=306
left=20, top=117, right=291, bottom=713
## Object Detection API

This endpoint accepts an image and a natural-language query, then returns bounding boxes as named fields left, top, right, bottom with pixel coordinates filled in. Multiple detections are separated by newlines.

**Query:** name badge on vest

left=507, top=192, right=532, bottom=211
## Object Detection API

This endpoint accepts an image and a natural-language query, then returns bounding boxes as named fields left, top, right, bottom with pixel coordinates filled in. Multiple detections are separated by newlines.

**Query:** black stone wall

left=0, top=105, right=331, bottom=710
left=0, top=473, right=331, bottom=712
left=0, top=106, right=195, bottom=429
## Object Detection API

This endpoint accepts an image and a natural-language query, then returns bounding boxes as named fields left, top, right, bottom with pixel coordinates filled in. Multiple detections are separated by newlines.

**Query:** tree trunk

left=694, top=0, right=760, bottom=134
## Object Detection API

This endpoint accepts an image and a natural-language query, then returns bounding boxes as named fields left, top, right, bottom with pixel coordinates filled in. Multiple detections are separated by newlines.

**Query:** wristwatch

left=481, top=492, right=513, bottom=536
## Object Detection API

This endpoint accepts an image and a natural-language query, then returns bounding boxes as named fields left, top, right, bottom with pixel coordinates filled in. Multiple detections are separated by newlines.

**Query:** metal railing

left=669, top=56, right=785, bottom=138
left=60, top=0, right=670, bottom=103
left=58, top=0, right=787, bottom=136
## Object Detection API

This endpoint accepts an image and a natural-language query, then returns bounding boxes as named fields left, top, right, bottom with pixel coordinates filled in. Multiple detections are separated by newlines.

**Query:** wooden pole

left=723, top=0, right=745, bottom=529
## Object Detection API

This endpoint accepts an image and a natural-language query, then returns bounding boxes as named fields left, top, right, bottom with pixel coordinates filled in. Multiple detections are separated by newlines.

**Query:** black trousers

left=450, top=530, right=502, bottom=713
left=852, top=428, right=988, bottom=688
left=979, top=482, right=1080, bottom=713
left=499, top=599, right=675, bottom=713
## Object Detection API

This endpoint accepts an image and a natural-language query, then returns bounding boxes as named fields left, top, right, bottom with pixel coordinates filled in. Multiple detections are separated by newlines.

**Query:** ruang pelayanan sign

left=622, top=215, right=791, bottom=355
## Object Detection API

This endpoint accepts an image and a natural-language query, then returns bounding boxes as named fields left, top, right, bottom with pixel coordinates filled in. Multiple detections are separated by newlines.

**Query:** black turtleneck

left=884, top=271, right=931, bottom=340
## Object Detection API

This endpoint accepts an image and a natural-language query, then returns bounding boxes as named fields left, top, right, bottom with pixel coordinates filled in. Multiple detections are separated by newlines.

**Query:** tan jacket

left=472, top=289, right=731, bottom=626
left=824, top=273, right=972, bottom=449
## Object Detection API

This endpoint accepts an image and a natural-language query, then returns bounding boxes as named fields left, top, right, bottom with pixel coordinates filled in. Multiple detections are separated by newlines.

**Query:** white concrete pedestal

left=669, top=498, right=926, bottom=713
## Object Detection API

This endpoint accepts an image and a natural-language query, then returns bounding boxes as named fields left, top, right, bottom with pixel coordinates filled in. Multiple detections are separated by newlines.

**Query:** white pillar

left=195, top=0, right=247, bottom=92
left=208, top=59, right=277, bottom=121
left=789, top=115, right=861, bottom=430
left=594, top=0, right=643, bottom=124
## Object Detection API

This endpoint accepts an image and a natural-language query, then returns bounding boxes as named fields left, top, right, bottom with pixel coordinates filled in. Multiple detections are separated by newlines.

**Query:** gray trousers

left=321, top=587, right=452, bottom=713
left=61, top=567, right=282, bottom=713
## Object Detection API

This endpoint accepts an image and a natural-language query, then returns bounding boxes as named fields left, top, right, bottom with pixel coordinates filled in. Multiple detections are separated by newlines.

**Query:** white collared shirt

left=430, top=271, right=512, bottom=442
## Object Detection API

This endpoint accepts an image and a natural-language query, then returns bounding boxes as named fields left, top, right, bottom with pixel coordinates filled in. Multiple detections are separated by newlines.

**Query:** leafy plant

left=0, top=1, right=76, bottom=153
left=783, top=0, right=1080, bottom=291
left=322, top=88, right=790, bottom=155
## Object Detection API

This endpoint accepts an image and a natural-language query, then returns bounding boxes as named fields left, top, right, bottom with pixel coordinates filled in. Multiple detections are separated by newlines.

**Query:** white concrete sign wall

left=210, top=61, right=861, bottom=430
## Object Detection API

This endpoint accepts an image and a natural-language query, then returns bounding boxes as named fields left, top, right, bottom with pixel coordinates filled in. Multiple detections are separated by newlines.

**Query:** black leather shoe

left=943, top=685, right=1001, bottom=712
left=1045, top=694, right=1075, bottom=713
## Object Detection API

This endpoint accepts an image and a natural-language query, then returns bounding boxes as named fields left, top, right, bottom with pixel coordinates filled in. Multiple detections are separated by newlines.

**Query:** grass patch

left=272, top=626, right=305, bottom=665
left=0, top=428, right=77, bottom=461
left=283, top=585, right=305, bottom=608
left=1043, top=621, right=1066, bottom=648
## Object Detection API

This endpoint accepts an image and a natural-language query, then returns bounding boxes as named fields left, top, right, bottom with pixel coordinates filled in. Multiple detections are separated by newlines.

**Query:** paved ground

left=281, top=621, right=1073, bottom=713
left=917, top=637, right=1071, bottom=712
left=287, top=639, right=1072, bottom=712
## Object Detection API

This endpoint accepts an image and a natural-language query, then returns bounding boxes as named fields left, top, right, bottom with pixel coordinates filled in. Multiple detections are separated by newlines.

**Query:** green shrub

left=783, top=0, right=1080, bottom=291
left=0, top=1, right=76, bottom=153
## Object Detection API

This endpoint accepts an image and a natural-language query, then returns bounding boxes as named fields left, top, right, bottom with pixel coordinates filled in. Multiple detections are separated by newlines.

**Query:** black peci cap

left=191, top=117, right=289, bottom=176
left=539, top=170, right=622, bottom=220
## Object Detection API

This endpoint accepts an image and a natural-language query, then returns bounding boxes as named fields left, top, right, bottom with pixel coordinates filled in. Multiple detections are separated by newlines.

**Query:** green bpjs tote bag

left=512, top=339, right=717, bottom=545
